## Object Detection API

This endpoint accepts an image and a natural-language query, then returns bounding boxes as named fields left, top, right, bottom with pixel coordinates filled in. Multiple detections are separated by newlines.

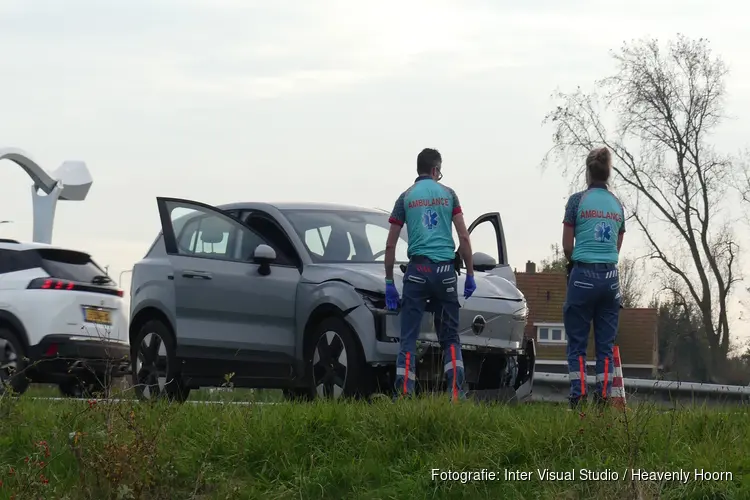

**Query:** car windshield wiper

left=91, top=275, right=113, bottom=284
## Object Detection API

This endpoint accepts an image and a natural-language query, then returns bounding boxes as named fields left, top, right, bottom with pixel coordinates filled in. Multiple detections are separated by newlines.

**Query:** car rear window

left=35, top=248, right=108, bottom=283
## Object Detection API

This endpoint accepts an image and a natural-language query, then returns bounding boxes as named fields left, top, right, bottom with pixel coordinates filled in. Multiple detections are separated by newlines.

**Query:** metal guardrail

left=532, top=371, right=750, bottom=405
left=535, top=372, right=750, bottom=395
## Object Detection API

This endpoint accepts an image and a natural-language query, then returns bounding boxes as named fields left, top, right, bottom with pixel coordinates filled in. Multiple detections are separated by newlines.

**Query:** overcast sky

left=1, top=0, right=748, bottom=345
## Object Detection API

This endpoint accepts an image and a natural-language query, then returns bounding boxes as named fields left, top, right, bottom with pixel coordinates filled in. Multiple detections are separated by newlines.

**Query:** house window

left=535, top=323, right=567, bottom=344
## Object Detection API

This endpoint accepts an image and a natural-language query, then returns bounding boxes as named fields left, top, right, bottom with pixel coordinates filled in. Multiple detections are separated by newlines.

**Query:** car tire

left=130, top=320, right=190, bottom=403
left=302, top=316, right=369, bottom=400
left=0, top=327, right=29, bottom=396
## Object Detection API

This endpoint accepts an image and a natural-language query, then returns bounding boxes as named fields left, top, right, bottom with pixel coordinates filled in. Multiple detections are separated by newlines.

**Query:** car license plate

left=83, top=307, right=112, bottom=325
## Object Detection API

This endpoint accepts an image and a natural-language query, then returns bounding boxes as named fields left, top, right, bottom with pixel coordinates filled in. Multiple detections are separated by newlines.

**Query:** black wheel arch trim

left=0, top=309, right=30, bottom=350
left=129, top=301, right=176, bottom=342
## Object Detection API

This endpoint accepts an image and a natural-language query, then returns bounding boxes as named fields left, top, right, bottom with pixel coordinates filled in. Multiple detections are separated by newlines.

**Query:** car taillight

left=28, top=278, right=76, bottom=290
left=27, top=278, right=124, bottom=297
left=44, top=343, right=59, bottom=356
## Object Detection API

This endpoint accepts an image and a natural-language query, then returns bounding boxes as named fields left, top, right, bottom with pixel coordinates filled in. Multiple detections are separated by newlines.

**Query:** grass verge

left=24, top=383, right=284, bottom=403
left=0, top=393, right=747, bottom=499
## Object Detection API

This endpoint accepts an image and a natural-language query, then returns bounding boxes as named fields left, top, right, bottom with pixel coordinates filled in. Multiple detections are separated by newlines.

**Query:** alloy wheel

left=312, top=330, right=348, bottom=398
left=135, top=332, right=169, bottom=400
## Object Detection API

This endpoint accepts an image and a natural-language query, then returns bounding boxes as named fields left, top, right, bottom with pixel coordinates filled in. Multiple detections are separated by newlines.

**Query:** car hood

left=301, top=263, right=524, bottom=301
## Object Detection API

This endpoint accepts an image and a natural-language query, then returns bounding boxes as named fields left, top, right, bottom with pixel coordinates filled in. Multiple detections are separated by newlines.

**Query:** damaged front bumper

left=360, top=290, right=535, bottom=402
left=412, top=336, right=536, bottom=403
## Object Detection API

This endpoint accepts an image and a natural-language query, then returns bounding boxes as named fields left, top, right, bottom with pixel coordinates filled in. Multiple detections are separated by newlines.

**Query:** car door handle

left=182, top=271, right=212, bottom=280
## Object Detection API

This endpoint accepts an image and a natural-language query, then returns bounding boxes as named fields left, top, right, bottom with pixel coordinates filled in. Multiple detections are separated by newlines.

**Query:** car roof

left=0, top=239, right=87, bottom=253
left=215, top=201, right=389, bottom=214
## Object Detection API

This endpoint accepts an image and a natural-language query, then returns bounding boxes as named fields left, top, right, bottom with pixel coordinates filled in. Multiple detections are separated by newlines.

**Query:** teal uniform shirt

left=563, top=182, right=625, bottom=263
left=389, top=175, right=462, bottom=263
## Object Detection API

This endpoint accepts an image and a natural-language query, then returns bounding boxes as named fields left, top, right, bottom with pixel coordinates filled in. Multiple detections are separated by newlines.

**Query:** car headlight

left=355, top=288, right=387, bottom=311
left=512, top=303, right=528, bottom=321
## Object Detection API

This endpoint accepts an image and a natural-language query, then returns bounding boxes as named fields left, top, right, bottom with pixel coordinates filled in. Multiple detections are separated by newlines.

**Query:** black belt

left=573, top=262, right=617, bottom=270
left=566, top=260, right=617, bottom=281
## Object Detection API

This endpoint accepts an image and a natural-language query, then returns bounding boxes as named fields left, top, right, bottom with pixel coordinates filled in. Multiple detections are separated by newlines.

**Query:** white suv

left=0, top=238, right=129, bottom=396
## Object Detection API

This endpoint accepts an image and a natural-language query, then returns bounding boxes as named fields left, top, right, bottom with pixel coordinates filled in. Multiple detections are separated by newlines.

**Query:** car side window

left=169, top=205, right=266, bottom=262
left=178, top=216, right=231, bottom=257
left=241, top=211, right=300, bottom=267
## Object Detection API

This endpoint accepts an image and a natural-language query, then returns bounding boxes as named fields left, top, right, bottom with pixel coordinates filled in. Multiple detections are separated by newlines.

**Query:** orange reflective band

left=579, top=356, right=586, bottom=396
left=403, top=352, right=411, bottom=395
left=450, top=345, right=458, bottom=402
left=602, top=357, right=609, bottom=397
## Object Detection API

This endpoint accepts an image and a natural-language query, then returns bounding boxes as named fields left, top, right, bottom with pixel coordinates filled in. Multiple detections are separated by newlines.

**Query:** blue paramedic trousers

left=563, top=262, right=621, bottom=404
left=394, top=256, right=466, bottom=400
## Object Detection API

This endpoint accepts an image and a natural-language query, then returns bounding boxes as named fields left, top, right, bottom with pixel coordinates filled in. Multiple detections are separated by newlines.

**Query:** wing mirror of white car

left=473, top=251, right=497, bottom=272
left=253, top=244, right=277, bottom=276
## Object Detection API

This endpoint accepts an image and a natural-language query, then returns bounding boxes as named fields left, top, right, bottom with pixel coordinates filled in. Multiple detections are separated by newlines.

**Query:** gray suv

left=128, top=197, right=535, bottom=402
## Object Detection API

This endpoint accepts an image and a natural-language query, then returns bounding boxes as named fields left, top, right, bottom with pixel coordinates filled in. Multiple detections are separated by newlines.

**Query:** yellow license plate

left=83, top=307, right=111, bottom=325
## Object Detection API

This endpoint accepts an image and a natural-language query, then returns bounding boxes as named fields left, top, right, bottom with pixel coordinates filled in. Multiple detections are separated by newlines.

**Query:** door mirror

left=473, top=251, right=497, bottom=272
left=253, top=244, right=276, bottom=276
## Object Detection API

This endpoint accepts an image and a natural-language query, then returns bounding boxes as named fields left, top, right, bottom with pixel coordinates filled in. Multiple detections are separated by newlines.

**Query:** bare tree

left=735, top=149, right=750, bottom=205
left=541, top=35, right=742, bottom=378
left=618, top=256, right=645, bottom=308
left=741, top=169, right=750, bottom=205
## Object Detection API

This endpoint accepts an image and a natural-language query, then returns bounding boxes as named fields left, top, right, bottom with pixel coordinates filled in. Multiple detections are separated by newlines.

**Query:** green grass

left=24, top=383, right=284, bottom=402
left=0, top=390, right=747, bottom=499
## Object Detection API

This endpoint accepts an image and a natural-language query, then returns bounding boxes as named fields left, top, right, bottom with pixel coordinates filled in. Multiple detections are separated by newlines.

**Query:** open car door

left=455, top=212, right=515, bottom=284
left=154, top=196, right=299, bottom=378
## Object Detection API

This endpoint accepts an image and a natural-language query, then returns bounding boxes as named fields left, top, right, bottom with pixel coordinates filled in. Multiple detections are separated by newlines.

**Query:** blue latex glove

left=464, top=273, right=476, bottom=299
left=385, top=279, right=400, bottom=310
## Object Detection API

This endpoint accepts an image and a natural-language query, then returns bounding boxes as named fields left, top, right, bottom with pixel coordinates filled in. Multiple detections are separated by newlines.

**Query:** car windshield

left=281, top=209, right=410, bottom=263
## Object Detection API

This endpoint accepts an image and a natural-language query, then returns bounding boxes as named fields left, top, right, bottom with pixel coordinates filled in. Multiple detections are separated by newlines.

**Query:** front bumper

left=370, top=337, right=536, bottom=403
left=417, top=337, right=535, bottom=400
left=27, top=335, right=131, bottom=383
left=368, top=294, right=528, bottom=353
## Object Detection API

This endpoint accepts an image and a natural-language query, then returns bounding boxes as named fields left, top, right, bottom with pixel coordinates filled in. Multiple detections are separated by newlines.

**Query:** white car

left=0, top=238, right=129, bottom=396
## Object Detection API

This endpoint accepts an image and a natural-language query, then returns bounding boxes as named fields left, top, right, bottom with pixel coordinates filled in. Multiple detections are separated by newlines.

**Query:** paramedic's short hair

left=417, top=148, right=442, bottom=175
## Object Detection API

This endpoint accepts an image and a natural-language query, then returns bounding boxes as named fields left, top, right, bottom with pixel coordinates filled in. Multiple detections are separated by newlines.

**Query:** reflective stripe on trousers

left=396, top=352, right=416, bottom=395
left=567, top=355, right=587, bottom=398
left=443, top=344, right=466, bottom=402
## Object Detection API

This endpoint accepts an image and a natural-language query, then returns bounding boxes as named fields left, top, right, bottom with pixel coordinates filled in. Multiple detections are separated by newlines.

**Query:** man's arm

left=447, top=188, right=474, bottom=274
left=385, top=193, right=406, bottom=281
left=384, top=224, right=402, bottom=281
left=453, top=213, right=474, bottom=275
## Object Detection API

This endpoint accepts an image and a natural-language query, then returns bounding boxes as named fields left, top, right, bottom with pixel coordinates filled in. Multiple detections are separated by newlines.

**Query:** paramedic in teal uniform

left=562, top=147, right=626, bottom=409
left=383, top=148, right=476, bottom=401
